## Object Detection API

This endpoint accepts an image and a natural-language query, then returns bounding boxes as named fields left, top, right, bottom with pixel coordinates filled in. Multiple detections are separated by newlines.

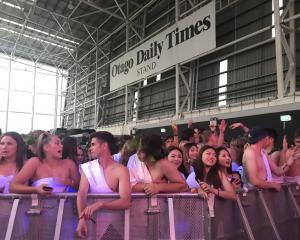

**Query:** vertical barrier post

left=54, top=198, right=66, bottom=240
left=236, top=194, right=255, bottom=240
left=287, top=185, right=300, bottom=218
left=168, top=198, right=176, bottom=240
left=124, top=209, right=130, bottom=240
left=5, top=198, right=20, bottom=240
left=258, top=191, right=281, bottom=240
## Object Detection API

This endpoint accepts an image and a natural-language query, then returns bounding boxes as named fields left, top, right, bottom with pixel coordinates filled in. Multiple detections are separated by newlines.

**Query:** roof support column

left=30, top=63, right=37, bottom=131
left=5, top=58, right=11, bottom=132
left=175, top=0, right=180, bottom=118
left=94, top=30, right=99, bottom=128
left=273, top=0, right=284, bottom=98
left=73, top=51, right=78, bottom=128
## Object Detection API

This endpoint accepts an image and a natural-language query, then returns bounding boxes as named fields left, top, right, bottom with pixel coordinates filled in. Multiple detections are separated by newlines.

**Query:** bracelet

left=173, top=134, right=178, bottom=137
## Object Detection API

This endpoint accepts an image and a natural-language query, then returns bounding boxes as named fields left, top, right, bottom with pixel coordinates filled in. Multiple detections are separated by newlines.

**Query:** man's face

left=89, top=138, right=104, bottom=159
left=294, top=137, right=300, bottom=149
left=164, top=138, right=174, bottom=148
left=264, top=136, right=274, bottom=148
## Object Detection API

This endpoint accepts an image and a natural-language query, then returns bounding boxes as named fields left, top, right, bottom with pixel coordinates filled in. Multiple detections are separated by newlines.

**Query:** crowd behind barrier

left=0, top=183, right=299, bottom=240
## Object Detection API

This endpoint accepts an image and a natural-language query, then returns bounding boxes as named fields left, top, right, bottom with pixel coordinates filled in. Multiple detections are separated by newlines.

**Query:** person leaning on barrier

left=127, top=134, right=188, bottom=195
left=242, top=127, right=298, bottom=191
left=187, top=145, right=237, bottom=201
left=76, top=131, right=131, bottom=239
left=0, top=132, right=26, bottom=193
left=10, top=133, right=79, bottom=194
left=284, top=128, right=300, bottom=183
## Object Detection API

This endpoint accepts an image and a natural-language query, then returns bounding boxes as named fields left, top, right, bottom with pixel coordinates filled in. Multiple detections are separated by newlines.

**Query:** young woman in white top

left=10, top=132, right=79, bottom=194
left=0, top=132, right=26, bottom=193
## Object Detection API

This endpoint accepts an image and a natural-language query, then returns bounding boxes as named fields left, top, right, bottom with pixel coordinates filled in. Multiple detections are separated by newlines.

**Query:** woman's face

left=44, top=136, right=63, bottom=159
left=188, top=146, right=199, bottom=160
left=0, top=136, right=17, bottom=160
left=201, top=148, right=216, bottom=167
left=167, top=149, right=183, bottom=168
left=218, top=149, right=231, bottom=168
left=77, top=147, right=84, bottom=163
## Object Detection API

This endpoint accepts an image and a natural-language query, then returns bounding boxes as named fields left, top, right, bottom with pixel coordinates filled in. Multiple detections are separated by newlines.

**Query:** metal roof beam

left=68, top=0, right=158, bottom=69
left=81, top=0, right=125, bottom=21
left=19, top=0, right=97, bottom=30
left=34, top=0, right=83, bottom=64
left=11, top=2, right=35, bottom=58
left=0, top=37, right=73, bottom=65
left=0, top=9, right=94, bottom=46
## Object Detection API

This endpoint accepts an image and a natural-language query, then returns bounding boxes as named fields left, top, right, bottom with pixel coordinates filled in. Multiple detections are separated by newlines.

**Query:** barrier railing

left=0, top=184, right=299, bottom=240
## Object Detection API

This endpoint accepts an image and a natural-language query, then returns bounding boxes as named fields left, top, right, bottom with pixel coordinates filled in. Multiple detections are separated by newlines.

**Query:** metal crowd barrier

left=0, top=184, right=299, bottom=240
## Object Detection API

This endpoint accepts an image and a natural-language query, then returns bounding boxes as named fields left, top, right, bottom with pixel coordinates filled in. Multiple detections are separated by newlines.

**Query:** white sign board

left=110, top=1, right=215, bottom=91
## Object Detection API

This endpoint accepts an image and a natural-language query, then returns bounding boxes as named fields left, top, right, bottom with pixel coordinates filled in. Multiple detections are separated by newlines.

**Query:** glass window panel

left=0, top=112, right=7, bottom=131
left=7, top=112, right=31, bottom=134
left=10, top=63, right=34, bottom=91
left=0, top=89, right=8, bottom=111
left=36, top=72, right=57, bottom=94
left=0, top=61, right=9, bottom=89
left=9, top=91, right=32, bottom=112
left=14, top=57, right=34, bottom=67
left=33, top=114, right=54, bottom=131
left=58, top=75, right=68, bottom=94
left=56, top=115, right=63, bottom=128
left=34, top=94, right=55, bottom=114
left=220, top=60, right=228, bottom=73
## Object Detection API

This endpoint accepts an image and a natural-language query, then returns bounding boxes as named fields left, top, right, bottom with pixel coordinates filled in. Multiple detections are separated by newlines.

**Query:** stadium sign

left=110, top=0, right=215, bottom=91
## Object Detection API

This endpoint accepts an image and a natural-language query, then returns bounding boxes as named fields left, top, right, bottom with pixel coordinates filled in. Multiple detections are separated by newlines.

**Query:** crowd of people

left=0, top=119, right=300, bottom=238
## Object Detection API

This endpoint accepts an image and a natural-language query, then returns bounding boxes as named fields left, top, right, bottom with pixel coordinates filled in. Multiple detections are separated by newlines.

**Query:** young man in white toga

left=76, top=131, right=131, bottom=238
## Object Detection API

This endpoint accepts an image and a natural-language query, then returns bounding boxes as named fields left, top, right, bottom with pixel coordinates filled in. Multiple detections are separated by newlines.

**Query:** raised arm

left=217, top=119, right=226, bottom=147
left=230, top=122, right=249, bottom=133
left=269, top=150, right=300, bottom=176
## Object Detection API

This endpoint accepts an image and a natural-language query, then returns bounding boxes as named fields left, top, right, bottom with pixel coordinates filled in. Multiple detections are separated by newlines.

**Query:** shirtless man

left=76, top=131, right=131, bottom=238
left=127, top=134, right=188, bottom=195
left=243, top=128, right=296, bottom=191
left=285, top=129, right=300, bottom=182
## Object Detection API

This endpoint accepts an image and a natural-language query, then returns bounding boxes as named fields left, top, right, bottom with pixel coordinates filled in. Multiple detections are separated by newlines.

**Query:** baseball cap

left=247, top=127, right=268, bottom=144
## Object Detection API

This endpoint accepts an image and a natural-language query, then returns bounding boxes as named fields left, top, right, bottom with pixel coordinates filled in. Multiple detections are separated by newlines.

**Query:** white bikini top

left=0, top=175, right=14, bottom=193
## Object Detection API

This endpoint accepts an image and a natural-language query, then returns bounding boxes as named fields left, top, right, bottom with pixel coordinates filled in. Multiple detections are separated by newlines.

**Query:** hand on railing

left=36, top=184, right=53, bottom=196
left=80, top=201, right=103, bottom=220
left=144, top=183, right=159, bottom=196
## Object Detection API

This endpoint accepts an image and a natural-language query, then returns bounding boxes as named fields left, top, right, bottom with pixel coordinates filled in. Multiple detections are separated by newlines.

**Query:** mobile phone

left=230, top=178, right=236, bottom=183
left=42, top=186, right=53, bottom=191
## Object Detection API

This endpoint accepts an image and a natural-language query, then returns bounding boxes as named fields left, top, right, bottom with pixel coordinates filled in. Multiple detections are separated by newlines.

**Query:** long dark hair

left=216, top=146, right=232, bottom=174
left=137, top=134, right=164, bottom=161
left=193, top=145, right=221, bottom=189
left=0, top=132, right=26, bottom=171
left=62, top=136, right=77, bottom=163
left=166, top=146, right=189, bottom=178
